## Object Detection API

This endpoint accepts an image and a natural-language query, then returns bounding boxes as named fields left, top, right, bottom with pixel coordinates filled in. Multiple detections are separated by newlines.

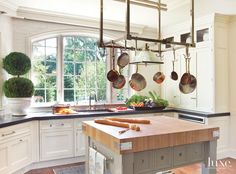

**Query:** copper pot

left=179, top=58, right=197, bottom=94
left=112, top=67, right=126, bottom=89
left=117, top=52, right=129, bottom=68
left=129, top=65, right=146, bottom=91
left=153, top=71, right=165, bottom=84
left=107, top=47, right=119, bottom=82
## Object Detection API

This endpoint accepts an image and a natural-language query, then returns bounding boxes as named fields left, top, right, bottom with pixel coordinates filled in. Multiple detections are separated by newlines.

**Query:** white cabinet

left=207, top=116, right=230, bottom=159
left=75, top=128, right=86, bottom=156
left=0, top=143, right=8, bottom=174
left=40, top=119, right=74, bottom=161
left=0, top=122, right=35, bottom=174
left=162, top=14, right=229, bottom=113
left=162, top=51, right=181, bottom=107
left=8, top=135, right=32, bottom=171
left=195, top=46, right=214, bottom=112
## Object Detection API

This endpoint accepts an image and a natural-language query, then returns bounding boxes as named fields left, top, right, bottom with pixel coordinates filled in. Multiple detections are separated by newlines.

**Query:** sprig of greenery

left=148, top=91, right=168, bottom=107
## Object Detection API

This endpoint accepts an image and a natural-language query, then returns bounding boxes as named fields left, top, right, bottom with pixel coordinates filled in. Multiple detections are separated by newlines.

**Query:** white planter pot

left=7, top=98, right=32, bottom=116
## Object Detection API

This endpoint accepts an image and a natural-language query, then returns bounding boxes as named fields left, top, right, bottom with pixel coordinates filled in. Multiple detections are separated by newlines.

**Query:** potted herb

left=3, top=52, right=34, bottom=116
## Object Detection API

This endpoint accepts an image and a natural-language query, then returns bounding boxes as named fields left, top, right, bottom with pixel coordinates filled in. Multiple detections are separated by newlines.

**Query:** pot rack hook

left=184, top=45, right=190, bottom=59
left=173, top=47, right=177, bottom=62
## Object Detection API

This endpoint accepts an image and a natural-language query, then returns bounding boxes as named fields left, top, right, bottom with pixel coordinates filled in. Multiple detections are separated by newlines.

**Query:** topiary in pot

left=3, top=52, right=35, bottom=116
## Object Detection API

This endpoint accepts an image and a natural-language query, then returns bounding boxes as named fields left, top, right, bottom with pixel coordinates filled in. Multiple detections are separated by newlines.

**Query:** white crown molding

left=16, top=7, right=156, bottom=35
left=166, top=0, right=189, bottom=11
left=0, top=0, right=17, bottom=16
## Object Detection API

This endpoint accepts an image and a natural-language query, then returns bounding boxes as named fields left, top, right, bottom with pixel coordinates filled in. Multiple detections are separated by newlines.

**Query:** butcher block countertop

left=82, top=116, right=219, bottom=154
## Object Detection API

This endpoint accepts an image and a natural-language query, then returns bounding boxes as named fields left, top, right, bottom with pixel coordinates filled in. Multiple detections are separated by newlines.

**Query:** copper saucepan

left=129, top=64, right=146, bottom=91
left=153, top=64, right=165, bottom=84
left=117, top=52, right=130, bottom=68
left=113, top=67, right=126, bottom=89
left=107, top=46, right=119, bottom=82
left=179, top=58, right=197, bottom=94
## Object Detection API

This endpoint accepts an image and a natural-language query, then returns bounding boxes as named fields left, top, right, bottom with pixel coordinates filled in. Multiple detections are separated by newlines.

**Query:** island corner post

left=82, top=116, right=219, bottom=174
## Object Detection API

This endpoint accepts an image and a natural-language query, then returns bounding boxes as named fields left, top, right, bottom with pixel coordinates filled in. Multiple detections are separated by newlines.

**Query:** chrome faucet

left=89, top=91, right=97, bottom=110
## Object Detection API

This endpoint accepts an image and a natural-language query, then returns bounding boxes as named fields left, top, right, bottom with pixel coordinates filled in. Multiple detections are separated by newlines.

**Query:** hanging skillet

left=129, top=64, right=146, bottom=91
left=179, top=55, right=197, bottom=94
left=113, top=67, right=126, bottom=89
left=107, top=45, right=119, bottom=82
left=117, top=41, right=130, bottom=68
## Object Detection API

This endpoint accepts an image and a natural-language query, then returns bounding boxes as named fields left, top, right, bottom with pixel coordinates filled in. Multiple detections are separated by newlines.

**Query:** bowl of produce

left=125, top=91, right=168, bottom=110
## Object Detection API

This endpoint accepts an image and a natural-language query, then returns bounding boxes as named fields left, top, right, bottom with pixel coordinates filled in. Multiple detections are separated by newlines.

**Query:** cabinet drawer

left=0, top=122, right=31, bottom=142
left=154, top=148, right=172, bottom=170
left=187, top=143, right=204, bottom=163
left=134, top=151, right=155, bottom=174
left=40, top=119, right=73, bottom=130
left=173, top=145, right=187, bottom=166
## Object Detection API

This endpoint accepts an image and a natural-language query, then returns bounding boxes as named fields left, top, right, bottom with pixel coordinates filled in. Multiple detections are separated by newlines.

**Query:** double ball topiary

left=3, top=52, right=34, bottom=98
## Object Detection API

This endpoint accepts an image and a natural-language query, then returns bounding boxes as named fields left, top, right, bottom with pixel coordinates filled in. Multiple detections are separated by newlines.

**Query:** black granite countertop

left=0, top=108, right=230, bottom=128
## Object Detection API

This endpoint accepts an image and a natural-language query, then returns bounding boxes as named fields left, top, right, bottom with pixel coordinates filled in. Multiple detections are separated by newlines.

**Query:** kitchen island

left=83, top=116, right=219, bottom=174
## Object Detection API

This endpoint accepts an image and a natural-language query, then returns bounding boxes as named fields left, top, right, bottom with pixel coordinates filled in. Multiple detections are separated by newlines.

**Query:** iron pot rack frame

left=98, top=0, right=196, bottom=56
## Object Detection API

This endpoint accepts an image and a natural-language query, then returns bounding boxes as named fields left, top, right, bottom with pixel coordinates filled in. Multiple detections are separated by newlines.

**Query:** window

left=31, top=35, right=130, bottom=105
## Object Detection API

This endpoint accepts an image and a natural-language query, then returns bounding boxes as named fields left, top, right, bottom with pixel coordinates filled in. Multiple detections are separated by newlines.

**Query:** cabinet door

left=196, top=46, right=214, bottom=112
left=75, top=129, right=86, bottom=156
left=8, top=135, right=32, bottom=171
left=179, top=49, right=197, bottom=109
left=0, top=143, right=9, bottom=174
left=163, top=51, right=181, bottom=107
left=40, top=130, right=74, bottom=161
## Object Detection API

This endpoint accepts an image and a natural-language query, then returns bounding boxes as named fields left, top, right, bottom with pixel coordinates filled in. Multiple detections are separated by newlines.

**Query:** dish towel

left=95, top=151, right=106, bottom=174
left=89, top=147, right=97, bottom=174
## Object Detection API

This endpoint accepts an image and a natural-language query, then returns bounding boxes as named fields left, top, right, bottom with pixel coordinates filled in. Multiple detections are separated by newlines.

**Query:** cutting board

left=83, top=116, right=219, bottom=154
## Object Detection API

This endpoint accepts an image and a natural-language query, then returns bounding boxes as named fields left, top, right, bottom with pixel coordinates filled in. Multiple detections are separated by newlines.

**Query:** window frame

left=30, top=34, right=130, bottom=107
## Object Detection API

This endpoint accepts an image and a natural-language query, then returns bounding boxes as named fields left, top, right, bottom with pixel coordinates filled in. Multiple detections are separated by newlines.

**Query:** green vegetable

left=148, top=91, right=169, bottom=107
left=125, top=94, right=149, bottom=106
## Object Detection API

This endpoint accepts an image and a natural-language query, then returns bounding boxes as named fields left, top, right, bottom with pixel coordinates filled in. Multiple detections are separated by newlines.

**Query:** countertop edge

left=0, top=108, right=230, bottom=128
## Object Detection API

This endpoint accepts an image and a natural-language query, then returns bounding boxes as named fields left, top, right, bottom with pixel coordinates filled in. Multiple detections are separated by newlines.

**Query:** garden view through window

left=31, top=35, right=129, bottom=105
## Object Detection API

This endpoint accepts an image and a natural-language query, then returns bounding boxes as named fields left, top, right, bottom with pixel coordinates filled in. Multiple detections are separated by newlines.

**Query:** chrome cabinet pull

left=2, top=131, right=15, bottom=137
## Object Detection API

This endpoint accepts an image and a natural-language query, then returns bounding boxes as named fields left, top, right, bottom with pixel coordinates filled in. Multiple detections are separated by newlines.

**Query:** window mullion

left=57, top=36, right=63, bottom=103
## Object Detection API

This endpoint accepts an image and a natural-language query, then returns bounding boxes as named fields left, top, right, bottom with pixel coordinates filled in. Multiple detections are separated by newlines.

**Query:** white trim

left=17, top=7, right=149, bottom=35
left=0, top=0, right=17, bottom=16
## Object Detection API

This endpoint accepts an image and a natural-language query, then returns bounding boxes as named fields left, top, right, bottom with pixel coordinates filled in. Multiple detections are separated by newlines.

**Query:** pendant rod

left=99, top=0, right=104, bottom=47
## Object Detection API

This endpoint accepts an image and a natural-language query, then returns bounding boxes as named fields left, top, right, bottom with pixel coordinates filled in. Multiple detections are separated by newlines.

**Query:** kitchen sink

left=75, top=109, right=114, bottom=114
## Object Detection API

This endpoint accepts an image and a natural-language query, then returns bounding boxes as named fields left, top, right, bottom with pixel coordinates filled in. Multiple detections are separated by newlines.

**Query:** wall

left=228, top=17, right=236, bottom=158
left=0, top=15, right=12, bottom=110
left=162, top=0, right=236, bottom=27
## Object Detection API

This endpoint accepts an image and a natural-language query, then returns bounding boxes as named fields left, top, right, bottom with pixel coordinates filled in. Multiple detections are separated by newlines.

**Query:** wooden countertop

left=82, top=116, right=219, bottom=154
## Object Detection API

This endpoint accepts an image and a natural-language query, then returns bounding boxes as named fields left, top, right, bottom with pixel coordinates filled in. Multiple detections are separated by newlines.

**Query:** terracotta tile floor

left=25, top=158, right=236, bottom=174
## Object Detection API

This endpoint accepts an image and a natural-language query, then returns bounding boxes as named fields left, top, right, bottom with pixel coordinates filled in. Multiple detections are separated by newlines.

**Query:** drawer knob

left=179, top=153, right=182, bottom=157
left=50, top=124, right=52, bottom=127
left=61, top=123, right=64, bottom=126
left=161, top=155, right=165, bottom=160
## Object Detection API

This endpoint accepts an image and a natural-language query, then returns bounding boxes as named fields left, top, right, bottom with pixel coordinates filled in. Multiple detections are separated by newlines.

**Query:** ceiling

left=2, top=0, right=190, bottom=28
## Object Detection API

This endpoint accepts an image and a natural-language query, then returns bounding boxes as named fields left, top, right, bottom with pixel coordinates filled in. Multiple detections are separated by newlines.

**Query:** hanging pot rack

left=99, top=0, right=196, bottom=56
